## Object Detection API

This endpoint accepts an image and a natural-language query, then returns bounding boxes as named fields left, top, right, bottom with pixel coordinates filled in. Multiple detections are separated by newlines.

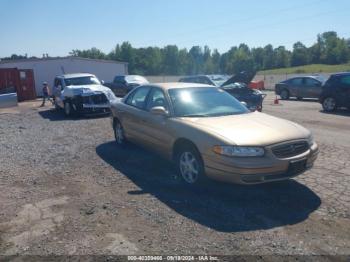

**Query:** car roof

left=57, top=73, right=95, bottom=79
left=331, top=72, right=350, bottom=77
left=150, top=82, right=215, bottom=90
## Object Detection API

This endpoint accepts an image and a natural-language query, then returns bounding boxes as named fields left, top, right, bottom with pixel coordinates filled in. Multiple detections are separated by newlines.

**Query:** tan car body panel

left=111, top=83, right=318, bottom=184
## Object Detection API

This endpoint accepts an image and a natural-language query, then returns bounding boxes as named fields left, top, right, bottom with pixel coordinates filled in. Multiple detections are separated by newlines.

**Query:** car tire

left=64, top=101, right=72, bottom=116
left=280, top=89, right=290, bottom=100
left=322, top=97, right=337, bottom=112
left=113, top=119, right=127, bottom=146
left=176, top=144, right=206, bottom=186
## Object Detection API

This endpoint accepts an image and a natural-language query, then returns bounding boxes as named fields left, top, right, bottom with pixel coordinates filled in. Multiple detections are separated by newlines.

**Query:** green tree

left=291, top=42, right=309, bottom=66
left=262, top=44, right=274, bottom=70
left=274, top=46, right=290, bottom=68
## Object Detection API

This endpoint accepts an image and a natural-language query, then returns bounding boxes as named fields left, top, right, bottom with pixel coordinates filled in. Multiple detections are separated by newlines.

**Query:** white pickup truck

left=53, top=73, right=118, bottom=116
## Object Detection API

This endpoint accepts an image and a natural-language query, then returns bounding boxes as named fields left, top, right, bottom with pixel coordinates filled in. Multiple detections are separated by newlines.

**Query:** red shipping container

left=0, top=68, right=36, bottom=101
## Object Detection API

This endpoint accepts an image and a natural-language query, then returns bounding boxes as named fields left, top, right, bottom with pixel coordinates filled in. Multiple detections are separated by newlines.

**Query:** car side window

left=114, top=76, right=125, bottom=84
left=340, top=76, right=350, bottom=87
left=125, top=86, right=151, bottom=109
left=146, top=88, right=169, bottom=111
left=290, top=78, right=303, bottom=85
left=304, top=78, right=320, bottom=87
left=183, top=77, right=195, bottom=83
left=200, top=77, right=212, bottom=85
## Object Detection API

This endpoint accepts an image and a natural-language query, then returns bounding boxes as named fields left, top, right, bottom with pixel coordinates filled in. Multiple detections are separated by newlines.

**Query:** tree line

left=2, top=31, right=350, bottom=75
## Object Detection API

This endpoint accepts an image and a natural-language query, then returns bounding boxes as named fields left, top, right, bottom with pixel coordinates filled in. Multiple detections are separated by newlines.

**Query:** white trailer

left=0, top=57, right=128, bottom=96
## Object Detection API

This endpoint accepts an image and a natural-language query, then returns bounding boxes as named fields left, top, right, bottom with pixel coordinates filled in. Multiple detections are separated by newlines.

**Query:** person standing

left=40, top=82, right=52, bottom=106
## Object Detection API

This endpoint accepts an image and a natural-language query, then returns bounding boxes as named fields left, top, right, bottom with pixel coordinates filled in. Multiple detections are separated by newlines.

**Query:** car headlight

left=213, top=146, right=265, bottom=157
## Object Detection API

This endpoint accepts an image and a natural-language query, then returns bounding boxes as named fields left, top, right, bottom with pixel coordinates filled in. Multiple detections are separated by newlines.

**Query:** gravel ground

left=0, top=93, right=349, bottom=258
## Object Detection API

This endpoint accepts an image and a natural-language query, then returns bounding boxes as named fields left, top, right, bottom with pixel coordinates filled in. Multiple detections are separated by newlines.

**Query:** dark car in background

left=104, top=75, right=149, bottom=97
left=319, top=72, right=350, bottom=112
left=275, top=76, right=325, bottom=100
left=179, top=72, right=266, bottom=112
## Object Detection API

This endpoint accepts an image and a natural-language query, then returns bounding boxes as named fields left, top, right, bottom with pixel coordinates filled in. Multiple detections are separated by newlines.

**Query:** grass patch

left=259, top=63, right=350, bottom=75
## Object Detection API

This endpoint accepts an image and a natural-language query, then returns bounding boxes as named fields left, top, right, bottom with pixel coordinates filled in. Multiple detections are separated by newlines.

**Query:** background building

left=0, top=57, right=128, bottom=97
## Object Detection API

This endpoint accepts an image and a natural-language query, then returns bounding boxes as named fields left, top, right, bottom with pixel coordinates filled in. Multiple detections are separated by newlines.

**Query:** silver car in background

left=275, top=76, right=326, bottom=100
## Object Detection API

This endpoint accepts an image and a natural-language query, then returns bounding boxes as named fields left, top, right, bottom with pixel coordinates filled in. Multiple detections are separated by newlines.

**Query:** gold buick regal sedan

left=110, top=83, right=318, bottom=185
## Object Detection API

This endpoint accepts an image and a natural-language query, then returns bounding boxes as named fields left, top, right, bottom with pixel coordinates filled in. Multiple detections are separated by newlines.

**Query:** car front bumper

left=202, top=142, right=319, bottom=184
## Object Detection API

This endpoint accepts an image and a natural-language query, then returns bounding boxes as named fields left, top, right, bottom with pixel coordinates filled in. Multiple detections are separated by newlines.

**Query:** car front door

left=53, top=78, right=64, bottom=108
left=141, top=87, right=174, bottom=156
left=289, top=77, right=303, bottom=98
left=122, top=86, right=152, bottom=144
left=338, top=75, right=350, bottom=108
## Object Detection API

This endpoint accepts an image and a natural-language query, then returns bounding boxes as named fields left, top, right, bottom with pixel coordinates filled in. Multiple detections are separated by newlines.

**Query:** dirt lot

left=0, top=93, right=349, bottom=257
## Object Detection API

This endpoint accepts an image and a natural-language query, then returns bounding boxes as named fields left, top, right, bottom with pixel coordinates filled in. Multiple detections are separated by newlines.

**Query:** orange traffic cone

left=274, top=96, right=279, bottom=104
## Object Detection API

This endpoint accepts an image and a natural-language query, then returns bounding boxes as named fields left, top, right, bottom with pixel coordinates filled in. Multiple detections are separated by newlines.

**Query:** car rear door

left=302, top=77, right=322, bottom=98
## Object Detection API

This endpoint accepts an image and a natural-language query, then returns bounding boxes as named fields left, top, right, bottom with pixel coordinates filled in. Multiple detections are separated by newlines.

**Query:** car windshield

left=207, top=75, right=230, bottom=86
left=64, top=76, right=101, bottom=86
left=168, top=87, right=249, bottom=117
left=125, top=75, right=148, bottom=83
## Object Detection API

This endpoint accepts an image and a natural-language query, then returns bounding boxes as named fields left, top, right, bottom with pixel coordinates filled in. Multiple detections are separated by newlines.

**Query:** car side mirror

left=150, top=106, right=169, bottom=117
left=101, top=80, right=105, bottom=84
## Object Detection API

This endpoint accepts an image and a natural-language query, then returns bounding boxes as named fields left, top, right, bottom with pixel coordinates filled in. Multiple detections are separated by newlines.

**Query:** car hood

left=221, top=71, right=256, bottom=87
left=64, top=84, right=117, bottom=102
left=179, top=112, right=310, bottom=146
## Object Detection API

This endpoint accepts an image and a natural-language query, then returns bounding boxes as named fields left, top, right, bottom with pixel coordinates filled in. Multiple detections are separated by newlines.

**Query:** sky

left=1, top=0, right=349, bottom=57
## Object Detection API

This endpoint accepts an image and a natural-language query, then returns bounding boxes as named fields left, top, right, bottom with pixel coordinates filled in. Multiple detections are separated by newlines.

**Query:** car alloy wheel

left=179, top=151, right=200, bottom=184
left=280, top=89, right=289, bottom=100
left=323, top=97, right=336, bottom=112
left=114, top=121, right=125, bottom=145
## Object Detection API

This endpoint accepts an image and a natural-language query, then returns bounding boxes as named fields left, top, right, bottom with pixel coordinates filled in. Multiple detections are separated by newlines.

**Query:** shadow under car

left=96, top=141, right=321, bottom=232
left=38, top=109, right=110, bottom=121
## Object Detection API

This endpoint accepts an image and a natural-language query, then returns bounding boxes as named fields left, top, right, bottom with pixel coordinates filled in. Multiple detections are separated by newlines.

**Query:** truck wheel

left=64, top=101, right=72, bottom=116
left=322, top=97, right=337, bottom=112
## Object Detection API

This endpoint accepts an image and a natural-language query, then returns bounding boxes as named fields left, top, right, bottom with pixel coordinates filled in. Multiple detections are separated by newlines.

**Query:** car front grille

left=82, top=94, right=108, bottom=104
left=272, top=141, right=309, bottom=158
